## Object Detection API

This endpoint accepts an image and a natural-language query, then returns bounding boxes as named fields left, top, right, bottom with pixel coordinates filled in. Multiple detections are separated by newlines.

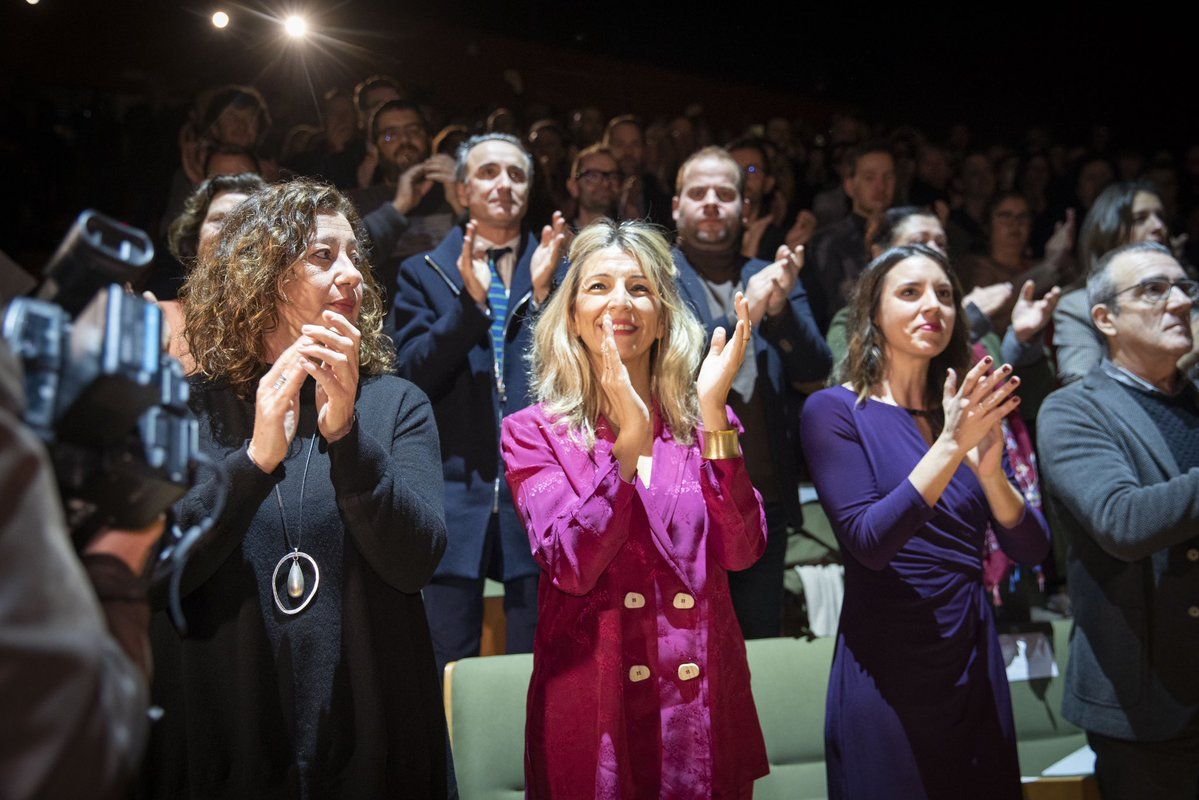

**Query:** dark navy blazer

left=671, top=248, right=833, bottom=526
left=393, top=224, right=544, bottom=581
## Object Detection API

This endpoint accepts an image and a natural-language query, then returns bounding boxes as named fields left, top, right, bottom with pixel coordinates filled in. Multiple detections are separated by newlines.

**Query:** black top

left=138, top=373, right=450, bottom=799
left=1117, top=382, right=1199, bottom=472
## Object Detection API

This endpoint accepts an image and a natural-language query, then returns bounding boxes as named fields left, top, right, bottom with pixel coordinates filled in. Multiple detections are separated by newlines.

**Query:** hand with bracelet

left=696, top=290, right=752, bottom=459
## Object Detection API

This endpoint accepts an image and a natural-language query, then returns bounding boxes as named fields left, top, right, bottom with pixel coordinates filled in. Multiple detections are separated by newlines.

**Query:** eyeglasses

left=1102, top=278, right=1199, bottom=305
left=576, top=169, right=622, bottom=185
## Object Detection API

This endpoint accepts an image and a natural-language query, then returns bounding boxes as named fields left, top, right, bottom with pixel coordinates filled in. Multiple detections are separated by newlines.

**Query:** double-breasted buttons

left=1189, top=606, right=1199, bottom=619
left=628, top=665, right=651, bottom=683
left=678, top=663, right=700, bottom=681
left=673, top=592, right=695, bottom=610
left=1187, top=548, right=1199, bottom=562
left=624, top=592, right=646, bottom=609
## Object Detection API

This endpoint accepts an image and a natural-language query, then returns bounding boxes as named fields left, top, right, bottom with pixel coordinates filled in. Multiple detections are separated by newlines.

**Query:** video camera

left=1, top=210, right=197, bottom=539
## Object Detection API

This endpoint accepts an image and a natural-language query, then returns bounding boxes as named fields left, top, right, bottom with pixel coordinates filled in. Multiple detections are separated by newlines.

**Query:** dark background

left=0, top=0, right=1193, bottom=263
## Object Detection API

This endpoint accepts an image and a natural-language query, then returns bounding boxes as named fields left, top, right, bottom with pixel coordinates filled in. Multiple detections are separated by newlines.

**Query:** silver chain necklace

left=270, top=434, right=320, bottom=615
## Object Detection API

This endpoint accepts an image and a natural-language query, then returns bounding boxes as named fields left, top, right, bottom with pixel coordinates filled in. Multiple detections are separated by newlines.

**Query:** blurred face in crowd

left=875, top=255, right=956, bottom=363
left=211, top=102, right=260, bottom=149
left=917, top=147, right=951, bottom=189
left=729, top=146, right=774, bottom=206
left=375, top=108, right=429, bottom=178
left=672, top=155, right=744, bottom=255
left=324, top=94, right=357, bottom=150
left=889, top=215, right=948, bottom=256
left=529, top=124, right=567, bottom=172
left=1077, top=159, right=1115, bottom=208
left=456, top=140, right=531, bottom=229
left=569, top=151, right=622, bottom=217
left=845, top=151, right=896, bottom=217
left=571, top=247, right=664, bottom=374
left=206, top=152, right=257, bottom=179
left=1020, top=155, right=1050, bottom=197
left=670, top=117, right=696, bottom=160
left=961, top=154, right=995, bottom=200
left=198, top=191, right=249, bottom=256
left=277, top=212, right=365, bottom=333
left=990, top=195, right=1032, bottom=254
left=1129, top=191, right=1169, bottom=246
left=1094, top=250, right=1193, bottom=371
left=570, top=107, right=605, bottom=147
left=607, top=122, right=646, bottom=177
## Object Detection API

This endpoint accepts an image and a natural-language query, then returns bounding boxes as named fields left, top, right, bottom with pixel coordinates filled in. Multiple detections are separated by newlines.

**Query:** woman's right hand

left=247, top=338, right=309, bottom=473
left=598, top=313, right=651, bottom=481
left=939, top=357, right=1021, bottom=456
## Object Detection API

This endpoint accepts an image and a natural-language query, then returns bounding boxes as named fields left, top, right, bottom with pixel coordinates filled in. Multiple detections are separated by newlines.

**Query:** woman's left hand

left=696, top=291, right=751, bottom=429
left=299, top=310, right=360, bottom=443
left=965, top=421, right=1005, bottom=478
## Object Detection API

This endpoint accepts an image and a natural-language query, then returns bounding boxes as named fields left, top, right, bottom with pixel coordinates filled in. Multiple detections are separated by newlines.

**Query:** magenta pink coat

left=501, top=403, right=770, bottom=799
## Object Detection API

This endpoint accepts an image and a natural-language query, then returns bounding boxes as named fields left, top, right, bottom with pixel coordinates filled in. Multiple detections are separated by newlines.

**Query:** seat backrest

left=747, top=636, right=836, bottom=800
left=1009, top=619, right=1088, bottom=777
left=445, top=654, right=533, bottom=800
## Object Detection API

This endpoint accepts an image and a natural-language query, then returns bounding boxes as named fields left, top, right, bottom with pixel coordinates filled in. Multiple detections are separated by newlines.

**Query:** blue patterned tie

left=486, top=247, right=511, bottom=391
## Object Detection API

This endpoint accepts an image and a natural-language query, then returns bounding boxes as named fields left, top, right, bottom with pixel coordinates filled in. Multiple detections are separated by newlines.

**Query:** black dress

left=138, top=373, right=451, bottom=799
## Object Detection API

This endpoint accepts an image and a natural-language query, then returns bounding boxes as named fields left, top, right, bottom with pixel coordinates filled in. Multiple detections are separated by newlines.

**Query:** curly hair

left=529, top=219, right=705, bottom=447
left=838, top=244, right=971, bottom=412
left=181, top=178, right=394, bottom=397
left=167, top=172, right=266, bottom=264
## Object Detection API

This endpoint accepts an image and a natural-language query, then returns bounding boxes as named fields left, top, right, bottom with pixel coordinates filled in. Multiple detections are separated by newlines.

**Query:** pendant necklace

left=271, top=433, right=320, bottom=615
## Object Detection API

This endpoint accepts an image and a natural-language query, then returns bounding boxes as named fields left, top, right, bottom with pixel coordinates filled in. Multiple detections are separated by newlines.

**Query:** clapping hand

left=941, top=357, right=1021, bottom=478
left=357, top=143, right=380, bottom=189
left=599, top=313, right=651, bottom=481
left=744, top=245, right=803, bottom=324
left=530, top=211, right=568, bottom=303
left=1045, top=208, right=1076, bottom=261
left=457, top=220, right=493, bottom=306
left=1010, top=280, right=1062, bottom=343
left=697, top=291, right=752, bottom=430
left=298, top=310, right=361, bottom=444
left=247, top=338, right=309, bottom=473
left=394, top=155, right=457, bottom=215
left=785, top=209, right=818, bottom=251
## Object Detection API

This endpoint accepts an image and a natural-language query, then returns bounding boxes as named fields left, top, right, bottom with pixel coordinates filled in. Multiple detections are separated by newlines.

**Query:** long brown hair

left=181, top=179, right=394, bottom=397
left=838, top=244, right=971, bottom=410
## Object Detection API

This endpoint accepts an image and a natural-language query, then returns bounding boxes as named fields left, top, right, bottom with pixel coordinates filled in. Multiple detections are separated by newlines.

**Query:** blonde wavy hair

left=181, top=179, right=394, bottom=397
left=530, top=219, right=705, bottom=447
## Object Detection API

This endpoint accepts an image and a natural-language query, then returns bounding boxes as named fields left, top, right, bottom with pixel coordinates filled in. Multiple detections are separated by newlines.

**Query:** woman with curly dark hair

left=139, top=179, right=451, bottom=798
left=800, top=245, right=1049, bottom=799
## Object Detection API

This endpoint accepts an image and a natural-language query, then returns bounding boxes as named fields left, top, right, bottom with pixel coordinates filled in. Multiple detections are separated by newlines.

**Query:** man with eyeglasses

left=670, top=146, right=832, bottom=639
left=566, top=144, right=621, bottom=230
left=1038, top=241, right=1199, bottom=799
left=348, top=100, right=459, bottom=303
left=392, top=133, right=567, bottom=675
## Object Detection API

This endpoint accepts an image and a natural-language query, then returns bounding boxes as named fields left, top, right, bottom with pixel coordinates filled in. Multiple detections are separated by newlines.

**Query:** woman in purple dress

left=800, top=244, right=1051, bottom=799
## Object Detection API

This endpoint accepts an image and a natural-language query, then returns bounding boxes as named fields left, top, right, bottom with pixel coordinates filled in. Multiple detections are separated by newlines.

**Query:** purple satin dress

left=800, top=386, right=1050, bottom=800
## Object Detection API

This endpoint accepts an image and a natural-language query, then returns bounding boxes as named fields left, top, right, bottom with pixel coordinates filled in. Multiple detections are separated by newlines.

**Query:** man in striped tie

left=392, top=133, right=567, bottom=674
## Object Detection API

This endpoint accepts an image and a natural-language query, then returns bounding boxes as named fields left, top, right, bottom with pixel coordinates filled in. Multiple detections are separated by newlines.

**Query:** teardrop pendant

left=287, top=558, right=305, bottom=598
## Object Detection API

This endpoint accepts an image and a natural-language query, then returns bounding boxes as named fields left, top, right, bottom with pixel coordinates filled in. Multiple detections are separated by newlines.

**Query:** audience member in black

left=566, top=144, right=621, bottom=230
left=947, top=152, right=996, bottom=256
left=527, top=119, right=572, bottom=228
left=728, top=137, right=786, bottom=260
left=433, top=124, right=468, bottom=156
left=487, top=107, right=518, bottom=136
left=1054, top=181, right=1175, bottom=383
left=908, top=143, right=952, bottom=208
left=392, top=133, right=567, bottom=675
left=1, top=339, right=160, bottom=800
left=1037, top=242, right=1199, bottom=800
left=349, top=101, right=459, bottom=300
left=352, top=74, right=403, bottom=129
left=669, top=146, right=832, bottom=638
left=806, top=142, right=896, bottom=331
left=568, top=106, right=604, bottom=148
left=289, top=88, right=366, bottom=190
left=961, top=191, right=1074, bottom=333
left=140, top=179, right=451, bottom=798
left=603, top=114, right=674, bottom=228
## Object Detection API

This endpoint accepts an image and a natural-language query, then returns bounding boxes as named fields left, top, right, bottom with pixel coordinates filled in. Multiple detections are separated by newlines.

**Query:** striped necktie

left=486, top=247, right=512, bottom=390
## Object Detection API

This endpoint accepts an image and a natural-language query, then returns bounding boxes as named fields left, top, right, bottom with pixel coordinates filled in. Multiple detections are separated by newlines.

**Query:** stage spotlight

left=212, top=10, right=230, bottom=28
left=284, top=15, right=308, bottom=38
left=26, top=0, right=40, bottom=5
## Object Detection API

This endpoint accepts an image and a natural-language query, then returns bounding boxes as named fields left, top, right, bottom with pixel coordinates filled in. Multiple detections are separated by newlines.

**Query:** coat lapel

left=426, top=225, right=468, bottom=296
left=595, top=415, right=696, bottom=594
